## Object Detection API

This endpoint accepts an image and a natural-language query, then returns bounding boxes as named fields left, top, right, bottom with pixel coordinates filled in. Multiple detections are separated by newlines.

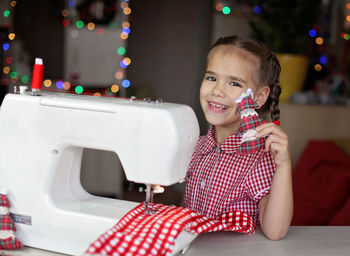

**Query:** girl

left=184, top=36, right=293, bottom=240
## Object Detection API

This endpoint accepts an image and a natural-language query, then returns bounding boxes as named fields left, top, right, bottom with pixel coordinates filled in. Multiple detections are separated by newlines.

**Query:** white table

left=1, top=227, right=349, bottom=256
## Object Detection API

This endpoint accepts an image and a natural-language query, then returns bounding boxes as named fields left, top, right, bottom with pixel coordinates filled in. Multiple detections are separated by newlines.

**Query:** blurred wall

left=127, top=0, right=213, bottom=134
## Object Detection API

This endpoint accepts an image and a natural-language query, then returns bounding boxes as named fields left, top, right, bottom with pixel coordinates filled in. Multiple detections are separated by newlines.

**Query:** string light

left=8, top=33, right=15, bottom=40
left=315, top=37, right=324, bottom=45
left=111, top=84, right=120, bottom=93
left=314, top=64, right=322, bottom=71
left=222, top=6, right=231, bottom=15
left=44, top=79, right=52, bottom=87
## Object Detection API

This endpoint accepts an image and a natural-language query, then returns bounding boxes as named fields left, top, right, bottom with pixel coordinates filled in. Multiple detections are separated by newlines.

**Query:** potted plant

left=248, top=0, right=322, bottom=102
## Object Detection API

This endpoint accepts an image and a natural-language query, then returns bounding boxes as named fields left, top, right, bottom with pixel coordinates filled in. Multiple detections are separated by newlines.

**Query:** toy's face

left=200, top=46, right=260, bottom=133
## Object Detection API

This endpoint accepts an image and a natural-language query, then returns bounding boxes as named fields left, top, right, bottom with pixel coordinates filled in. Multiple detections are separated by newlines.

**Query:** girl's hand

left=256, top=122, right=291, bottom=168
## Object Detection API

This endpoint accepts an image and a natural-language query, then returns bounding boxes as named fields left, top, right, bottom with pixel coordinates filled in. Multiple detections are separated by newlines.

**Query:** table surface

left=1, top=226, right=350, bottom=256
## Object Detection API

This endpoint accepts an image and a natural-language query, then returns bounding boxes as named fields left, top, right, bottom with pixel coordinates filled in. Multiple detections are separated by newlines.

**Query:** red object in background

left=272, top=120, right=280, bottom=126
left=31, top=58, right=44, bottom=90
left=292, top=140, right=350, bottom=225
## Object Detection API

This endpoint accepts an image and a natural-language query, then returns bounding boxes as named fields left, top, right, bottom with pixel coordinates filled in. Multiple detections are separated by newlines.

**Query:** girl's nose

left=212, top=83, right=224, bottom=98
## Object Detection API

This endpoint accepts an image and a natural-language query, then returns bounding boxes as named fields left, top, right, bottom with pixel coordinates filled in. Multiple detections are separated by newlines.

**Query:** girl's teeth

left=210, top=103, right=227, bottom=109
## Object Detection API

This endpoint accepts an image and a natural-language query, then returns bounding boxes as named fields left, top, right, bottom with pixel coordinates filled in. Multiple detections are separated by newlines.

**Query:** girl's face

left=200, top=46, right=261, bottom=134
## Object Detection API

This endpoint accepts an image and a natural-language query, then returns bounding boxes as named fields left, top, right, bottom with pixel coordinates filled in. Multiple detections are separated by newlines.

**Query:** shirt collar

left=200, top=126, right=242, bottom=154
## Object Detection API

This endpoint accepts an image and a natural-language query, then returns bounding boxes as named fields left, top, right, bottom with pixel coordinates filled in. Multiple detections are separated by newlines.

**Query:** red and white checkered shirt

left=184, top=125, right=276, bottom=224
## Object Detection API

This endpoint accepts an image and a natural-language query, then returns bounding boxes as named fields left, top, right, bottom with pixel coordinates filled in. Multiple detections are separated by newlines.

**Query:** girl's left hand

left=256, top=122, right=290, bottom=168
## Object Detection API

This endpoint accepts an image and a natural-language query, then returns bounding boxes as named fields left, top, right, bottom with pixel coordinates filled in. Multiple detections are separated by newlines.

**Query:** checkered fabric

left=0, top=194, right=22, bottom=250
left=235, top=96, right=267, bottom=154
left=85, top=202, right=255, bottom=256
left=184, top=125, right=275, bottom=223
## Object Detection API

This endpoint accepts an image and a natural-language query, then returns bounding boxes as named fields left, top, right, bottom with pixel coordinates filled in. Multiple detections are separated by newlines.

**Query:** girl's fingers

left=256, top=123, right=287, bottom=139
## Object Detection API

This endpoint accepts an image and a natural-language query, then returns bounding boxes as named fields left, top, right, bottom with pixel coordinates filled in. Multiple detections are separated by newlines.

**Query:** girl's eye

left=205, top=76, right=216, bottom=81
left=229, top=81, right=242, bottom=87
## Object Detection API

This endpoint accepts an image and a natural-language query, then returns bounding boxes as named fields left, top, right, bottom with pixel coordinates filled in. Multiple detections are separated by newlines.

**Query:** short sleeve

left=245, top=151, right=276, bottom=201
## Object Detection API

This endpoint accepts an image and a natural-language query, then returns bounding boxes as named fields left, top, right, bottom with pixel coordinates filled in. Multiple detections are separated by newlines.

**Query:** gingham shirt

left=184, top=126, right=276, bottom=224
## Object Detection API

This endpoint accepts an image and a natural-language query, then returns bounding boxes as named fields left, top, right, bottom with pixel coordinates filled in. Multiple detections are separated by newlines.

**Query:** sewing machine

left=0, top=91, right=199, bottom=255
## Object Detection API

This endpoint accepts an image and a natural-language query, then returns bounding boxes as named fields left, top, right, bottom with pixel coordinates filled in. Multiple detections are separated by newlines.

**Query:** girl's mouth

left=208, top=101, right=229, bottom=113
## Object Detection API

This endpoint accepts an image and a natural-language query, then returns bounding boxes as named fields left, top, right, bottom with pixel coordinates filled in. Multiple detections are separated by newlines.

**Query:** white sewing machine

left=0, top=91, right=199, bottom=255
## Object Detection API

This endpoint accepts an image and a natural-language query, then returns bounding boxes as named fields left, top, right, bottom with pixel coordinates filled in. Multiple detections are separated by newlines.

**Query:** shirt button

left=200, top=181, right=206, bottom=188
left=216, top=146, right=220, bottom=153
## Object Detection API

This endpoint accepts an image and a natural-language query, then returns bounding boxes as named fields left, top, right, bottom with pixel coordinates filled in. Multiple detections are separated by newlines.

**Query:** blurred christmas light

left=10, top=1, right=17, bottom=7
left=314, top=64, right=322, bottom=71
left=122, top=22, right=130, bottom=28
left=216, top=3, right=224, bottom=12
left=3, top=43, right=10, bottom=51
left=124, top=57, right=131, bottom=65
left=3, top=66, right=10, bottom=74
left=347, top=15, right=350, bottom=22
left=222, top=6, right=231, bottom=15
left=10, top=71, right=17, bottom=79
left=120, top=32, right=129, bottom=40
left=63, top=81, right=71, bottom=90
left=6, top=57, right=12, bottom=64
left=115, top=70, right=124, bottom=79
left=21, top=75, right=29, bottom=84
left=62, top=19, right=70, bottom=27
left=61, top=9, right=69, bottom=17
left=111, top=84, right=120, bottom=93
left=97, top=28, right=104, bottom=35
left=3, top=10, right=10, bottom=18
left=123, top=27, right=130, bottom=34
left=315, top=37, right=324, bottom=45
left=44, top=79, right=52, bottom=87
left=309, top=29, right=317, bottom=37
left=68, top=0, right=76, bottom=7
left=345, top=34, right=350, bottom=40
left=120, top=60, right=128, bottom=68
left=123, top=7, right=131, bottom=15
left=122, top=80, right=130, bottom=88
left=75, top=85, right=84, bottom=94
left=121, top=2, right=128, bottom=9
left=319, top=56, right=327, bottom=65
left=87, top=22, right=95, bottom=30
left=118, top=47, right=126, bottom=55
left=2, top=78, right=9, bottom=86
left=8, top=33, right=15, bottom=40
left=347, top=3, right=350, bottom=9
left=76, top=20, right=84, bottom=29
left=93, top=92, right=102, bottom=96
left=56, top=80, right=64, bottom=89
left=253, top=6, right=261, bottom=14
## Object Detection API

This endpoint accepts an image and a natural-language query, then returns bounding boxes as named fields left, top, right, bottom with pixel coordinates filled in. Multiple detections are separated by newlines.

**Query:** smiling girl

left=184, top=36, right=293, bottom=240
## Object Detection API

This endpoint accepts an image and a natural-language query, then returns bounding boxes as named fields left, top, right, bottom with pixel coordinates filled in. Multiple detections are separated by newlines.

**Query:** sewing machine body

left=0, top=92, right=199, bottom=255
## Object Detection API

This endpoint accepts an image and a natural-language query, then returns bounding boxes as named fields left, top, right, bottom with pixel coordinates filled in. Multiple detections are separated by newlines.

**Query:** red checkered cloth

left=0, top=194, right=23, bottom=250
left=235, top=96, right=267, bottom=154
left=85, top=202, right=255, bottom=256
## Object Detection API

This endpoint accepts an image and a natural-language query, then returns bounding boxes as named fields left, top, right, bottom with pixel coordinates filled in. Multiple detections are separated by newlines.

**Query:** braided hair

left=209, top=36, right=282, bottom=121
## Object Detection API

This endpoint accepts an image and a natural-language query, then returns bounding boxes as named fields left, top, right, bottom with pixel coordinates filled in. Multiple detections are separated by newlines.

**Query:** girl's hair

left=209, top=35, right=281, bottom=121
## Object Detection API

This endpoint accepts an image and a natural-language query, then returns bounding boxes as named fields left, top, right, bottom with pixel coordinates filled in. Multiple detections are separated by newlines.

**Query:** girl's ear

left=254, top=85, right=270, bottom=108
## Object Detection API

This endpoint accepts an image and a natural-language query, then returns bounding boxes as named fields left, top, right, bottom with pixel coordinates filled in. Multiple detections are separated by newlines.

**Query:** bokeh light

left=8, top=33, right=15, bottom=40
left=10, top=71, right=17, bottom=79
left=75, top=85, right=84, bottom=94
left=56, top=80, right=64, bottom=89
left=122, top=79, right=130, bottom=88
left=61, top=9, right=69, bottom=17
left=115, top=70, right=124, bottom=80
left=111, top=84, right=120, bottom=93
left=44, top=79, right=52, bottom=87
left=93, top=92, right=102, bottom=96
left=97, top=28, right=104, bottom=35
left=122, top=22, right=130, bottom=28
left=124, top=57, right=131, bottom=65
left=314, top=64, right=322, bottom=71
left=117, top=47, right=126, bottom=55
left=3, top=43, right=10, bottom=51
left=3, top=66, right=10, bottom=74
left=63, top=81, right=71, bottom=90
left=253, top=6, right=261, bottom=14
left=222, top=6, right=231, bottom=15
left=62, top=19, right=70, bottom=27
left=216, top=3, right=224, bottom=12
left=319, top=56, right=327, bottom=65
left=6, top=57, right=12, bottom=64
left=309, top=29, right=316, bottom=37
left=76, top=20, right=84, bottom=29
left=123, top=7, right=131, bottom=15
left=3, top=10, right=10, bottom=18
left=21, top=75, right=29, bottom=84
left=120, top=32, right=129, bottom=40
left=87, top=22, right=95, bottom=30
left=315, top=37, right=324, bottom=45
left=10, top=1, right=17, bottom=7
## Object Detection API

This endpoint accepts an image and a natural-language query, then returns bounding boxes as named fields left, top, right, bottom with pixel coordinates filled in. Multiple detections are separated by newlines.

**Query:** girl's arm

left=255, top=123, right=293, bottom=240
